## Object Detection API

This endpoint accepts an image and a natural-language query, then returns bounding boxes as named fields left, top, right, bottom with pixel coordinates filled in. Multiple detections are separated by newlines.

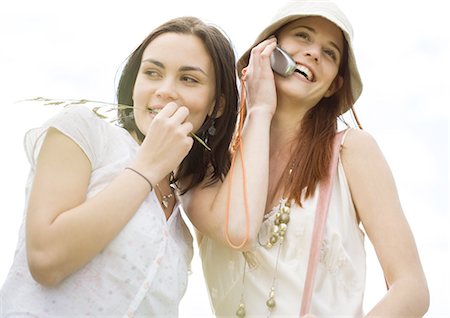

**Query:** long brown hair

left=116, top=17, right=238, bottom=193
left=283, top=34, right=357, bottom=205
left=238, top=30, right=359, bottom=206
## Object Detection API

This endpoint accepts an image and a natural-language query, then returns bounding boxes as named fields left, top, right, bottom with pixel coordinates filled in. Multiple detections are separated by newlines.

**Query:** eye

left=144, top=69, right=161, bottom=78
left=323, top=48, right=337, bottom=61
left=181, top=75, right=199, bottom=84
left=295, top=31, right=310, bottom=41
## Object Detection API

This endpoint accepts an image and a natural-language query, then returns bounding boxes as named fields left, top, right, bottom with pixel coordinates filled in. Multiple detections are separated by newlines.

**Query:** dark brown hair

left=116, top=16, right=238, bottom=193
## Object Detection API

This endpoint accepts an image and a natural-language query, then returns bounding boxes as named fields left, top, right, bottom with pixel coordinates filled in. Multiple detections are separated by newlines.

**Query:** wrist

left=125, top=167, right=154, bottom=191
left=126, top=160, right=162, bottom=190
left=247, top=107, right=274, bottom=121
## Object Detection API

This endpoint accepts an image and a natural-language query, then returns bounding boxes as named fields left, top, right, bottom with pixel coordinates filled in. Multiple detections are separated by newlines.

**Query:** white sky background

left=0, top=0, right=448, bottom=316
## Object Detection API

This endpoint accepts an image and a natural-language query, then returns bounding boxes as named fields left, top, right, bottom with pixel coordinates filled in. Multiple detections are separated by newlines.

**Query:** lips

left=295, top=64, right=315, bottom=82
left=147, top=105, right=163, bottom=114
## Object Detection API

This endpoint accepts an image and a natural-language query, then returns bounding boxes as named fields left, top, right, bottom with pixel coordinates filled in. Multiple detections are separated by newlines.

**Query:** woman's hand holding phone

left=270, top=46, right=297, bottom=77
left=244, top=38, right=278, bottom=116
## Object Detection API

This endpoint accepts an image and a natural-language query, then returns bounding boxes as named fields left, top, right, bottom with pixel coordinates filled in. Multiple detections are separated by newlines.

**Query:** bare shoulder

left=341, top=128, right=385, bottom=164
left=340, top=128, right=392, bottom=184
left=342, top=128, right=379, bottom=152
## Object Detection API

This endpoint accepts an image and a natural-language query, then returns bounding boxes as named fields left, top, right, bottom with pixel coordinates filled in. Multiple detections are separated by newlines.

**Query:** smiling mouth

left=148, top=108, right=161, bottom=114
left=294, top=65, right=314, bottom=82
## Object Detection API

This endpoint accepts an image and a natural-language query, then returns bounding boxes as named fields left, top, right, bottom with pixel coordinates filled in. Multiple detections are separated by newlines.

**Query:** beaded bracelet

left=125, top=167, right=153, bottom=191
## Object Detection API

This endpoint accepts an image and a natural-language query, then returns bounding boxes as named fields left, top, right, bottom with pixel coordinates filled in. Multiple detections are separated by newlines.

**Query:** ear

left=209, top=95, right=225, bottom=117
left=324, top=75, right=343, bottom=98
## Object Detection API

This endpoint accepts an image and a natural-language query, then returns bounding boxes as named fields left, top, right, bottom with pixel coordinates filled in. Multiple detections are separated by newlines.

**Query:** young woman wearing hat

left=0, top=16, right=238, bottom=316
left=183, top=0, right=429, bottom=317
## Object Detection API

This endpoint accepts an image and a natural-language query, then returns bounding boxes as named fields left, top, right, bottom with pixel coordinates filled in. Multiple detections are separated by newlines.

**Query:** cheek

left=133, top=108, right=155, bottom=137
left=188, top=109, right=209, bottom=132
left=186, top=97, right=214, bottom=131
left=324, top=62, right=340, bottom=81
left=132, top=78, right=151, bottom=104
left=132, top=86, right=141, bottom=105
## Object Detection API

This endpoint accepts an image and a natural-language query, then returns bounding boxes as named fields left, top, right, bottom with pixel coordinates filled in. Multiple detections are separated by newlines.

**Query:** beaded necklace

left=236, top=198, right=292, bottom=317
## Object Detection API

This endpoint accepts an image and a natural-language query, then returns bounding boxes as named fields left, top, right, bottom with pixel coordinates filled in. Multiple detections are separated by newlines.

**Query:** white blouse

left=0, top=105, right=193, bottom=317
left=200, top=143, right=366, bottom=317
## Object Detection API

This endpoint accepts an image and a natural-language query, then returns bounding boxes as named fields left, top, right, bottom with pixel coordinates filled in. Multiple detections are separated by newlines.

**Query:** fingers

left=169, top=105, right=189, bottom=125
left=154, top=102, right=188, bottom=125
left=135, top=102, right=194, bottom=183
left=156, top=102, right=188, bottom=123
left=241, top=38, right=279, bottom=116
left=156, top=102, right=181, bottom=119
left=245, top=37, right=278, bottom=79
left=255, top=37, right=277, bottom=57
left=179, top=121, right=194, bottom=136
left=159, top=101, right=178, bottom=114
left=249, top=38, right=277, bottom=63
left=251, top=37, right=277, bottom=55
left=152, top=102, right=193, bottom=137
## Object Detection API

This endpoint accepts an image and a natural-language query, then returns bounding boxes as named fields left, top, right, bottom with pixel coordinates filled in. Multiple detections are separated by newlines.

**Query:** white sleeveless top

left=200, top=139, right=366, bottom=317
left=0, top=105, right=193, bottom=317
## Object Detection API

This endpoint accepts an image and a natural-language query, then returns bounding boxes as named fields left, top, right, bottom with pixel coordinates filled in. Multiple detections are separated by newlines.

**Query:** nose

left=155, top=78, right=178, bottom=101
left=303, top=44, right=320, bottom=63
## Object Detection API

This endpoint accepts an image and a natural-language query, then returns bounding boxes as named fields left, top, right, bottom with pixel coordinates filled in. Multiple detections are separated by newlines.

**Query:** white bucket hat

left=237, top=0, right=363, bottom=113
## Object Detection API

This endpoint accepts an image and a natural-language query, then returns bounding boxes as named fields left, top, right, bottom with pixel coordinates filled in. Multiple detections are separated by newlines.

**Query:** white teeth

left=297, top=65, right=314, bottom=81
left=149, top=108, right=160, bottom=114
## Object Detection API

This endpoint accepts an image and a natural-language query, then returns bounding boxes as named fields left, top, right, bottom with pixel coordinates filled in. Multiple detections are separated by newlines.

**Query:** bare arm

left=342, top=129, right=429, bottom=317
left=184, top=109, right=273, bottom=249
left=26, top=128, right=153, bottom=286
left=27, top=104, right=193, bottom=286
left=184, top=39, right=279, bottom=250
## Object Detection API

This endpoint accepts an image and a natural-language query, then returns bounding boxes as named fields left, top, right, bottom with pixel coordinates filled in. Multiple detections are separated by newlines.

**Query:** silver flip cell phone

left=270, top=46, right=297, bottom=77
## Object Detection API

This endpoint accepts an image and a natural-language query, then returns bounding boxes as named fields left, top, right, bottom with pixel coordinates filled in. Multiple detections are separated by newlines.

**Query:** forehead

left=142, top=32, right=212, bottom=65
left=279, top=16, right=344, bottom=49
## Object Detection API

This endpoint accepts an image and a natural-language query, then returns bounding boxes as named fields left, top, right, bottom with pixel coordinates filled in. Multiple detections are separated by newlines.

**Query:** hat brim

left=237, top=4, right=362, bottom=114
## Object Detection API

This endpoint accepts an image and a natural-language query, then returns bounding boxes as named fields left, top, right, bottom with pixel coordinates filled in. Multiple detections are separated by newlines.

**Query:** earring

left=204, top=119, right=216, bottom=145
left=208, top=120, right=216, bottom=136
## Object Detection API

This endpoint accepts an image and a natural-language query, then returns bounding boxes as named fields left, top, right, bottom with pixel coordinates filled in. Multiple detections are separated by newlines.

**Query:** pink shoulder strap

left=299, top=130, right=346, bottom=317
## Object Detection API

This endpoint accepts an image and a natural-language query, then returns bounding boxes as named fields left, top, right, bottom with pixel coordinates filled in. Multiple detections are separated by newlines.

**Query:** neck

left=267, top=111, right=297, bottom=211
left=270, top=100, right=309, bottom=150
left=266, top=99, right=311, bottom=209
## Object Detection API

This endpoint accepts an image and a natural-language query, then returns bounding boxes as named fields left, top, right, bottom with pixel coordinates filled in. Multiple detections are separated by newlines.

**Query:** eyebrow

left=142, top=58, right=208, bottom=76
left=298, top=25, right=342, bottom=56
